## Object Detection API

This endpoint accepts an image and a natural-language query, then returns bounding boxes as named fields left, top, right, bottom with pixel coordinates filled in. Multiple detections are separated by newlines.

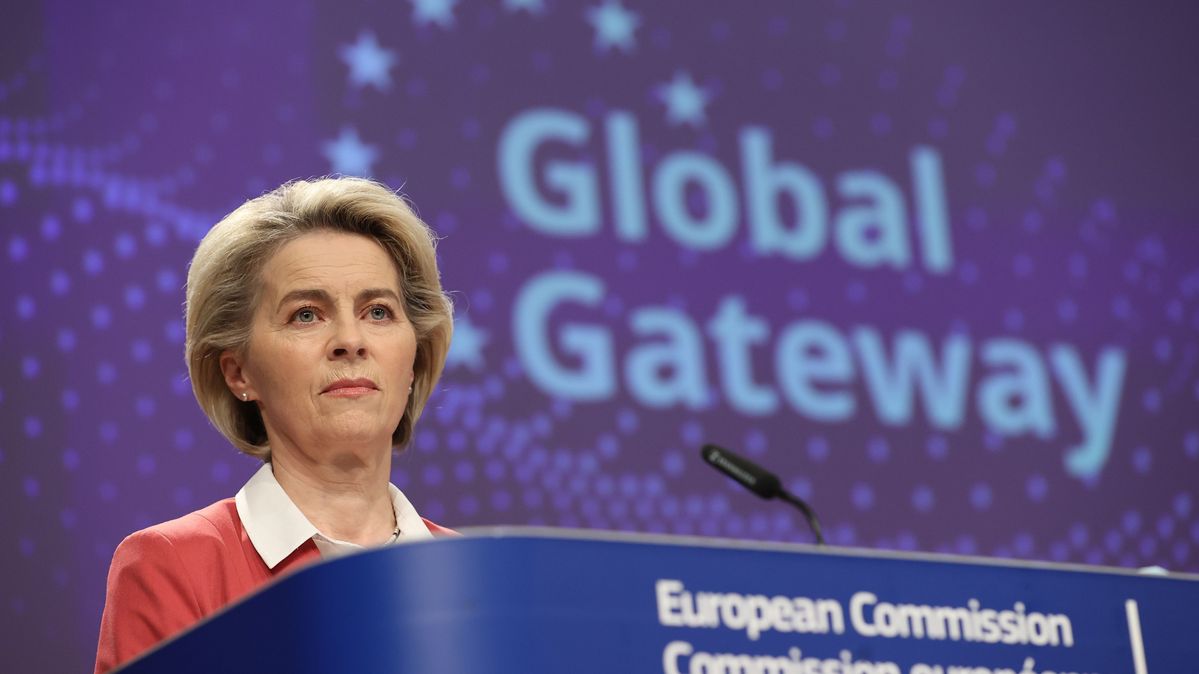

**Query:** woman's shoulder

left=115, top=499, right=244, bottom=563
left=96, top=499, right=254, bottom=673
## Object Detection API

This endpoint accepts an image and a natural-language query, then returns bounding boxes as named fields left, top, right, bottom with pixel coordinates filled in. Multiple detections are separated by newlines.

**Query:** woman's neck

left=268, top=450, right=397, bottom=546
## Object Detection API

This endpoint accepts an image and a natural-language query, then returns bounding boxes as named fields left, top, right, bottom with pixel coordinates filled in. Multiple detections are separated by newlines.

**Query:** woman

left=94, top=177, right=455, bottom=673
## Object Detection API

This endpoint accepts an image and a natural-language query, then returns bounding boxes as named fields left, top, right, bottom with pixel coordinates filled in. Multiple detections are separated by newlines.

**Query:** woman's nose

left=328, top=319, right=367, bottom=359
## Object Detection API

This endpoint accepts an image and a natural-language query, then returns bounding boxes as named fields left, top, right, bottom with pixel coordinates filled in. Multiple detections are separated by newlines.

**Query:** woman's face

left=221, top=230, right=417, bottom=460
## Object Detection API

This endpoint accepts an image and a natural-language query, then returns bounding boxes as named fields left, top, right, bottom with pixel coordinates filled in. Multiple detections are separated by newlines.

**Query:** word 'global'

left=499, top=108, right=954, bottom=273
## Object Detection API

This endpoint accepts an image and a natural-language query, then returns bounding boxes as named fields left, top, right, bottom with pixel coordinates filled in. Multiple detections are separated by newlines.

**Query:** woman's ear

left=220, top=349, right=254, bottom=401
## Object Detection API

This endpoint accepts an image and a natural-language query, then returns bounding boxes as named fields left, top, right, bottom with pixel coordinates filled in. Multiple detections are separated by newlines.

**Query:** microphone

left=700, top=443, right=826, bottom=545
left=700, top=444, right=781, bottom=499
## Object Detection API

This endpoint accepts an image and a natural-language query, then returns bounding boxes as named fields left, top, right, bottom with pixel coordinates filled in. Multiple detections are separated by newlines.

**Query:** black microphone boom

left=700, top=444, right=780, bottom=499
left=700, top=444, right=826, bottom=545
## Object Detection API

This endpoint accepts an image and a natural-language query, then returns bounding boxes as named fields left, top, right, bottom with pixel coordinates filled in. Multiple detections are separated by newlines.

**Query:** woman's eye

left=369, top=306, right=391, bottom=320
left=294, top=308, right=317, bottom=323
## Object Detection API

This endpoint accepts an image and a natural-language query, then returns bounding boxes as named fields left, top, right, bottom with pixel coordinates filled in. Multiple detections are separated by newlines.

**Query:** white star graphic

left=410, top=0, right=458, bottom=28
left=503, top=0, right=545, bottom=13
left=339, top=32, right=397, bottom=91
left=322, top=127, right=379, bottom=176
left=446, top=314, right=489, bottom=371
left=656, top=71, right=711, bottom=128
left=586, top=0, right=639, bottom=53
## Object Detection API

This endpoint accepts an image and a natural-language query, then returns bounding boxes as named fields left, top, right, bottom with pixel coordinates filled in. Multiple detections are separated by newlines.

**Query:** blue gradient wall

left=2, top=1, right=1197, bottom=670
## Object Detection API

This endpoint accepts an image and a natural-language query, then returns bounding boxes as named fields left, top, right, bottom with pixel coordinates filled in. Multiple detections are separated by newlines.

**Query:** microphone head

left=700, top=444, right=781, bottom=500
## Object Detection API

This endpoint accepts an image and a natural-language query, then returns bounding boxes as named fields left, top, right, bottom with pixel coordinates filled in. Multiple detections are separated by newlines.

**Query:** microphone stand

left=778, top=489, right=825, bottom=546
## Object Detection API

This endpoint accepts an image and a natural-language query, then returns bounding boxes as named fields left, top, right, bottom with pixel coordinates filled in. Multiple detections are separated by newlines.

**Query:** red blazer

left=94, top=498, right=454, bottom=673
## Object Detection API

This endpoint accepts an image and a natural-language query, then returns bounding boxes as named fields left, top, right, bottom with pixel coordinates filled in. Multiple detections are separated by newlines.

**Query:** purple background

left=2, top=1, right=1198, bottom=670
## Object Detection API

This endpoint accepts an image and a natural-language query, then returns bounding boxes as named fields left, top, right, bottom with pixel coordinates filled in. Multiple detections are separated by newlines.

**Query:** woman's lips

left=322, top=378, right=378, bottom=397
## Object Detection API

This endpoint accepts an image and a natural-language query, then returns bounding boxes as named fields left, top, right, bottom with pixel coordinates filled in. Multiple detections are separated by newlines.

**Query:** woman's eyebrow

left=275, top=288, right=401, bottom=312
left=275, top=288, right=333, bottom=312
left=355, top=288, right=402, bottom=305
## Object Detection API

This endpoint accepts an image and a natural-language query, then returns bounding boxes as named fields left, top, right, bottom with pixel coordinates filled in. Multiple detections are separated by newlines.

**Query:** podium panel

left=119, top=528, right=1199, bottom=673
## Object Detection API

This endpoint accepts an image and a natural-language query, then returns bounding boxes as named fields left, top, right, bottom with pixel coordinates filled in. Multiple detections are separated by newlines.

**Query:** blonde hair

left=185, top=177, right=453, bottom=460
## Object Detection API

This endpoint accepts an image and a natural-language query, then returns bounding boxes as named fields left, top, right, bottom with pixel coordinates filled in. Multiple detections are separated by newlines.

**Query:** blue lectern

left=118, top=528, right=1199, bottom=673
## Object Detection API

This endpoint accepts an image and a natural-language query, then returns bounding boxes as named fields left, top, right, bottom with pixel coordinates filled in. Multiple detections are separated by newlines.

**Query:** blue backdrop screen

left=2, top=1, right=1197, bottom=670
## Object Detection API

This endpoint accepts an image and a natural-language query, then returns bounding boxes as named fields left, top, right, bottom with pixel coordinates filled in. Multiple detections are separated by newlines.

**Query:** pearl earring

left=241, top=392, right=249, bottom=401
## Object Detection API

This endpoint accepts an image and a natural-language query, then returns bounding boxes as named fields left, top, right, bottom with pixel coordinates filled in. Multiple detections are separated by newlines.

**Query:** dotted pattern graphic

left=2, top=2, right=1198, bottom=670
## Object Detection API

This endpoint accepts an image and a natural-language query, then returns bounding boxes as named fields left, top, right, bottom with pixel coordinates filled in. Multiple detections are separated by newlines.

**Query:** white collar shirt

left=234, top=462, right=432, bottom=569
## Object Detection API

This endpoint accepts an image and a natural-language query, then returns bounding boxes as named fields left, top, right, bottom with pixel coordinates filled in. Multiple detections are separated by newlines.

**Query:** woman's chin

left=312, top=414, right=397, bottom=450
